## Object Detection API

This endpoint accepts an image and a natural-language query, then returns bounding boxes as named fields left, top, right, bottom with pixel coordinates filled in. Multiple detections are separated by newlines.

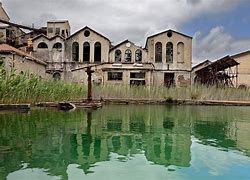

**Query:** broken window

left=130, top=80, right=146, bottom=86
left=52, top=42, right=62, bottom=50
left=155, top=42, right=162, bottom=62
left=125, top=49, right=132, bottom=62
left=83, top=42, right=90, bottom=63
left=55, top=28, right=60, bottom=35
left=37, top=42, right=48, bottom=49
left=115, top=49, right=122, bottom=62
left=72, top=42, right=79, bottom=61
left=130, top=72, right=145, bottom=79
left=177, top=42, right=184, bottom=63
left=94, top=42, right=101, bottom=63
left=166, top=42, right=173, bottom=63
left=108, top=72, right=123, bottom=81
left=61, top=30, right=65, bottom=37
left=135, top=49, right=142, bottom=62
left=53, top=72, right=61, bottom=81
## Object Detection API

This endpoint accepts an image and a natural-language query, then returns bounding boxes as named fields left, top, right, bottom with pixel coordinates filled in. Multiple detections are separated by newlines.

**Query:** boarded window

left=166, top=42, right=173, bottom=63
left=94, top=42, right=101, bottom=62
left=177, top=42, right=184, bottom=63
left=135, top=49, right=142, bottom=62
left=37, top=42, right=48, bottom=49
left=115, top=49, right=122, bottom=62
left=72, top=42, right=79, bottom=61
left=130, top=72, right=145, bottom=79
left=108, top=72, right=123, bottom=81
left=83, top=42, right=90, bottom=63
left=155, top=42, right=162, bottom=62
left=125, top=49, right=132, bottom=62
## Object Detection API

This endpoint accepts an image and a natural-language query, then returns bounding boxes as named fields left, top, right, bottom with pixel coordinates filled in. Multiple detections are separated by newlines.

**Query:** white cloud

left=193, top=26, right=250, bottom=64
left=1, top=0, right=243, bottom=45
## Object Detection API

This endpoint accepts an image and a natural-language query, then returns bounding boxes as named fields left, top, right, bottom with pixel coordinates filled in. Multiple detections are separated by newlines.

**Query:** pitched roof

left=0, top=44, right=47, bottom=65
left=110, top=39, right=145, bottom=51
left=192, top=60, right=212, bottom=71
left=32, top=34, right=65, bottom=41
left=67, top=26, right=110, bottom=42
left=109, top=39, right=129, bottom=51
left=0, top=3, right=10, bottom=22
left=145, top=29, right=192, bottom=49
left=231, top=50, right=250, bottom=58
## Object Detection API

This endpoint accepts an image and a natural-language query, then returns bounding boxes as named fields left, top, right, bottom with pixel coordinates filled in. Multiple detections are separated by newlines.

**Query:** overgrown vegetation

left=93, top=84, right=250, bottom=101
left=0, top=67, right=87, bottom=103
left=1, top=65, right=250, bottom=103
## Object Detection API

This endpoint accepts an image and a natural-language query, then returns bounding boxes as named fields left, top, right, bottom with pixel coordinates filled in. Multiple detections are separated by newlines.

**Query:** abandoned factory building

left=30, top=20, right=192, bottom=87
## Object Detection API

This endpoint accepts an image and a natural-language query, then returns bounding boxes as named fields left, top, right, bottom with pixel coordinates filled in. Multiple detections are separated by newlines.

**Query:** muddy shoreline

left=2, top=99, right=250, bottom=111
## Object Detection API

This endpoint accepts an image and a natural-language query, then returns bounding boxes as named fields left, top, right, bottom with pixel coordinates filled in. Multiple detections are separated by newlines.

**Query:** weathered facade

left=0, top=44, right=48, bottom=78
left=31, top=21, right=192, bottom=87
left=231, top=51, right=250, bottom=87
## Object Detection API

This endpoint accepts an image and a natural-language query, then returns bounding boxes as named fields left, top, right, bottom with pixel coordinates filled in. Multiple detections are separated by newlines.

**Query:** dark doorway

left=164, top=73, right=174, bottom=87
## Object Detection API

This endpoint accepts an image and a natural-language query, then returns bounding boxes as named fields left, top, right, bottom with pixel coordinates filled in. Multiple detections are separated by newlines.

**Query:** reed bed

left=93, top=84, right=250, bottom=101
left=1, top=66, right=250, bottom=103
left=0, top=68, right=87, bottom=104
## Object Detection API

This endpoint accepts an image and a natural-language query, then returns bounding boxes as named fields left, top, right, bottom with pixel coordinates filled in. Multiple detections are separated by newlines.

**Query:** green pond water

left=0, top=105, right=250, bottom=180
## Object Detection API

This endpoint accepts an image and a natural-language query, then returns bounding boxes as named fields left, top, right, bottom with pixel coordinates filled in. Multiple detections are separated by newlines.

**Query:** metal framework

left=194, top=56, right=239, bottom=87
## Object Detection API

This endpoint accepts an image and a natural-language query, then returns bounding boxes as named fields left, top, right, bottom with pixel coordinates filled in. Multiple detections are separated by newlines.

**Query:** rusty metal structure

left=72, top=63, right=104, bottom=102
left=194, top=56, right=239, bottom=87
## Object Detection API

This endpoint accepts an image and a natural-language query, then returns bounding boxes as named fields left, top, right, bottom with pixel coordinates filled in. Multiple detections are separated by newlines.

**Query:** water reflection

left=0, top=105, right=250, bottom=179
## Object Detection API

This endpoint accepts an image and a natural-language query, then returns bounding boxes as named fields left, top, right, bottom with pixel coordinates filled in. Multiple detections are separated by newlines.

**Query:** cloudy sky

left=2, top=0, right=250, bottom=64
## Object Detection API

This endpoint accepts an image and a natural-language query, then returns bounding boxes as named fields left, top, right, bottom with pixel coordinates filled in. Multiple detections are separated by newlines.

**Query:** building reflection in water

left=0, top=105, right=250, bottom=179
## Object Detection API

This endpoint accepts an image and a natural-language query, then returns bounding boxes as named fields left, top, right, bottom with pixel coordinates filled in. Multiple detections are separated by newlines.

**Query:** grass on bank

left=1, top=66, right=250, bottom=103
left=93, top=84, right=250, bottom=101
left=0, top=68, right=87, bottom=104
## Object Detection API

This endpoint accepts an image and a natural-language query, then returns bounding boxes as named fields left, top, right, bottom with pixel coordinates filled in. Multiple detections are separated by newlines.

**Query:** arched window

left=166, top=42, right=173, bottom=63
left=177, top=42, right=184, bottom=63
left=53, top=72, right=61, bottom=81
left=125, top=49, right=132, bottom=62
left=135, top=49, right=142, bottom=62
left=115, top=49, right=122, bottom=62
left=52, top=42, right=62, bottom=50
left=155, top=42, right=162, bottom=62
left=83, top=42, right=90, bottom=63
left=94, top=42, right=101, bottom=63
left=37, top=42, right=48, bottom=49
left=72, top=42, right=79, bottom=61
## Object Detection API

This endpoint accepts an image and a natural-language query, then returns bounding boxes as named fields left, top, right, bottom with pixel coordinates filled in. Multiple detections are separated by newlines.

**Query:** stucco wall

left=232, top=53, right=250, bottom=87
left=1, top=53, right=48, bottom=79
left=146, top=31, right=192, bottom=71
left=65, top=28, right=110, bottom=63
left=33, top=36, right=65, bottom=63
left=109, top=41, right=148, bottom=63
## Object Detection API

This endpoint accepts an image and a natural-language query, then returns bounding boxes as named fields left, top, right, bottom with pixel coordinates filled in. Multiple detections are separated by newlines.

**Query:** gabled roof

left=110, top=39, right=145, bottom=52
left=0, top=3, right=10, bottom=22
left=192, top=60, right=212, bottom=71
left=110, top=39, right=129, bottom=51
left=32, top=34, right=65, bottom=41
left=67, top=26, right=110, bottom=42
left=145, top=29, right=192, bottom=49
left=0, top=44, right=47, bottom=65
left=231, top=50, right=250, bottom=58
left=195, top=56, right=239, bottom=75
